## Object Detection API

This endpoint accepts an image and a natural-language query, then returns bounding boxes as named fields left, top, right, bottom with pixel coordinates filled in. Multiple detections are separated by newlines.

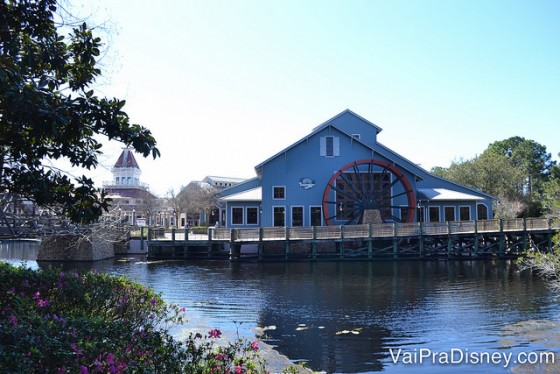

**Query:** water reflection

left=1, top=241, right=559, bottom=373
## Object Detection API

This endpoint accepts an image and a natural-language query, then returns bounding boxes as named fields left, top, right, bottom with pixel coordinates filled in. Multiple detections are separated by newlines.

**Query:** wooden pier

left=146, top=218, right=558, bottom=261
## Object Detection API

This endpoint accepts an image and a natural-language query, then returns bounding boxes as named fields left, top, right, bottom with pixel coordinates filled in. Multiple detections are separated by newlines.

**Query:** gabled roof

left=113, top=148, right=140, bottom=169
left=255, top=109, right=384, bottom=173
left=312, top=108, right=383, bottom=134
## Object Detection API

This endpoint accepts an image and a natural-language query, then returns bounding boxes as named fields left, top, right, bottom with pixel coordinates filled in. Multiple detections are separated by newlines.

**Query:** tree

left=0, top=0, right=160, bottom=224
left=177, top=182, right=218, bottom=226
left=431, top=152, right=525, bottom=199
left=486, top=137, right=555, bottom=194
left=485, top=137, right=556, bottom=216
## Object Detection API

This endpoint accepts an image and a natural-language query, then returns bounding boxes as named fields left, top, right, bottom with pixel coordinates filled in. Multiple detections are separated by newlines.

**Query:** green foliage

left=0, top=262, right=269, bottom=373
left=0, top=0, right=160, bottom=224
left=485, top=137, right=557, bottom=217
left=432, top=136, right=559, bottom=218
left=486, top=136, right=555, bottom=193
left=431, top=152, right=525, bottom=198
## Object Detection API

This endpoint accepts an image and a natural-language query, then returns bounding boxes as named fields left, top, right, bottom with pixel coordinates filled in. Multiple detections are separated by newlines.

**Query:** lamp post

left=132, top=208, right=136, bottom=226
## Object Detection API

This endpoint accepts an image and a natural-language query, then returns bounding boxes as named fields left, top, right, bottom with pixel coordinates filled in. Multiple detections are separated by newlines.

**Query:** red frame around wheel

left=322, top=159, right=416, bottom=225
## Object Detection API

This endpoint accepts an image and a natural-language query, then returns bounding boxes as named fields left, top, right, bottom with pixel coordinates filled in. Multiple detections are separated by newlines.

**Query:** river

left=2, top=239, right=559, bottom=373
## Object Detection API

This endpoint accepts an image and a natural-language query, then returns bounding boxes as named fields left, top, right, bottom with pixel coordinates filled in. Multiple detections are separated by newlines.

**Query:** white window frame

left=291, top=206, right=304, bottom=227
left=459, top=205, right=471, bottom=221
left=231, top=206, right=244, bottom=225
left=246, top=207, right=259, bottom=225
left=444, top=206, right=456, bottom=222
left=273, top=206, right=286, bottom=227
left=273, top=186, right=286, bottom=200
left=320, top=136, right=340, bottom=157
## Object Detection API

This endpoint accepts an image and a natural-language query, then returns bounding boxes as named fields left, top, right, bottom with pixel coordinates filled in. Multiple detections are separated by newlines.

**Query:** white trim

left=272, top=185, right=286, bottom=200
left=476, top=203, right=489, bottom=220
left=459, top=205, right=471, bottom=221
left=273, top=206, right=286, bottom=227
left=428, top=206, right=441, bottom=222
left=309, top=205, right=323, bottom=226
left=291, top=205, right=304, bottom=227
left=246, top=206, right=259, bottom=225
left=444, top=206, right=456, bottom=221
left=231, top=206, right=244, bottom=225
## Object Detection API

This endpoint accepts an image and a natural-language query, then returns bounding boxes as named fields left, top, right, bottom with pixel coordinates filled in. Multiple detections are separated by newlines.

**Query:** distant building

left=177, top=176, right=246, bottom=227
left=103, top=148, right=165, bottom=226
left=203, top=176, right=246, bottom=189
left=217, top=109, right=495, bottom=228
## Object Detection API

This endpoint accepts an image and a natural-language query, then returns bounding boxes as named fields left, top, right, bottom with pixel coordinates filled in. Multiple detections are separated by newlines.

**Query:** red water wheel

left=322, top=159, right=416, bottom=225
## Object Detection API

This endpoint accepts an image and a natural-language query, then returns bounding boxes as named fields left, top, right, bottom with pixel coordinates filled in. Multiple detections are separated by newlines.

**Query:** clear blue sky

left=75, top=0, right=560, bottom=196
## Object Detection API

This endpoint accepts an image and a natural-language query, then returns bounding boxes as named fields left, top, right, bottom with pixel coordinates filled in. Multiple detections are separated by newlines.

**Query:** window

left=477, top=204, right=488, bottom=220
left=247, top=207, right=258, bottom=225
left=444, top=206, right=456, bottom=222
left=351, top=134, right=361, bottom=140
left=320, top=136, right=340, bottom=157
left=429, top=207, right=440, bottom=222
left=459, top=206, right=470, bottom=221
left=399, top=207, right=410, bottom=222
left=232, top=207, right=243, bottom=225
left=310, top=206, right=322, bottom=226
left=417, top=207, right=425, bottom=223
left=273, top=207, right=285, bottom=227
left=273, top=186, right=285, bottom=199
left=292, top=206, right=303, bottom=226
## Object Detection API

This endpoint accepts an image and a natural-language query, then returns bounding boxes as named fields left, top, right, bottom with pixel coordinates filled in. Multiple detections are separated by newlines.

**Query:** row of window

left=417, top=204, right=489, bottom=223
left=231, top=204, right=490, bottom=226
left=230, top=206, right=323, bottom=226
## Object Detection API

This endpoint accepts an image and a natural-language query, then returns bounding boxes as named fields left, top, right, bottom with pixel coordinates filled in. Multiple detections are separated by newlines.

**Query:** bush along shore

left=0, top=262, right=289, bottom=373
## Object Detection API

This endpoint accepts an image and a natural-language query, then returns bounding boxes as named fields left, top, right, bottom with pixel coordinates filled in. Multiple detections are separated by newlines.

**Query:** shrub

left=0, top=262, right=268, bottom=373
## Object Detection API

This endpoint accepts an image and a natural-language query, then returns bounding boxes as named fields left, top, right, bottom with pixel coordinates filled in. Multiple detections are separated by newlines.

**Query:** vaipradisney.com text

left=389, top=348, right=555, bottom=368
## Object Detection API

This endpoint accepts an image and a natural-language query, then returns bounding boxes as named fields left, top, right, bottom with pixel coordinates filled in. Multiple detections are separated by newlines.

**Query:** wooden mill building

left=217, top=110, right=495, bottom=228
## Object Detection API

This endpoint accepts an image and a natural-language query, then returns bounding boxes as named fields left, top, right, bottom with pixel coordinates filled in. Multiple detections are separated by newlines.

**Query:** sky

left=67, top=0, right=560, bottom=197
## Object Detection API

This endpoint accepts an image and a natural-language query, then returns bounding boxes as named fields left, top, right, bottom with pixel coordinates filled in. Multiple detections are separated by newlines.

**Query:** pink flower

left=37, top=299, right=50, bottom=307
left=251, top=341, right=259, bottom=351
left=208, top=329, right=222, bottom=338
left=235, top=365, right=243, bottom=374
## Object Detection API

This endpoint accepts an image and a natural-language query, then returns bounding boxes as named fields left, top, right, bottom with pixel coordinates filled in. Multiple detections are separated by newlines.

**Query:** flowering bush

left=0, top=262, right=268, bottom=373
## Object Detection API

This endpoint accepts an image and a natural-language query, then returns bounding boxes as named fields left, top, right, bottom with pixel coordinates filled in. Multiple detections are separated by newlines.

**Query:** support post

left=258, top=227, right=264, bottom=260
left=285, top=226, right=290, bottom=260
left=311, top=226, right=317, bottom=260
left=368, top=223, right=373, bottom=259
left=447, top=221, right=453, bottom=258
left=340, top=225, right=345, bottom=259
left=393, top=223, right=398, bottom=259
left=522, top=217, right=528, bottom=252
left=474, top=220, right=479, bottom=257
left=140, top=227, right=144, bottom=253
left=419, top=222, right=424, bottom=258
left=499, top=219, right=505, bottom=258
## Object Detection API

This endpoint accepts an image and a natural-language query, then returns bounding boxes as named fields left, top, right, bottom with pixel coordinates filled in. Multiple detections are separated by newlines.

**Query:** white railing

left=147, top=218, right=554, bottom=242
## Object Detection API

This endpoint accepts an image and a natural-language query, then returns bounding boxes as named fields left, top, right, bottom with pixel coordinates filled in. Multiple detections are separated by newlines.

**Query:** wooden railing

left=199, top=217, right=557, bottom=242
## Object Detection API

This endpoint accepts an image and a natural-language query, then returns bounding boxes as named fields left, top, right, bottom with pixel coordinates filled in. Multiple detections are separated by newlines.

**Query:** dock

left=145, top=217, right=558, bottom=261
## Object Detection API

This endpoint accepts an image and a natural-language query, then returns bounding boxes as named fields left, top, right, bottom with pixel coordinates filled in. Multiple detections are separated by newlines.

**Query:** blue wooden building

left=217, top=110, right=494, bottom=228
